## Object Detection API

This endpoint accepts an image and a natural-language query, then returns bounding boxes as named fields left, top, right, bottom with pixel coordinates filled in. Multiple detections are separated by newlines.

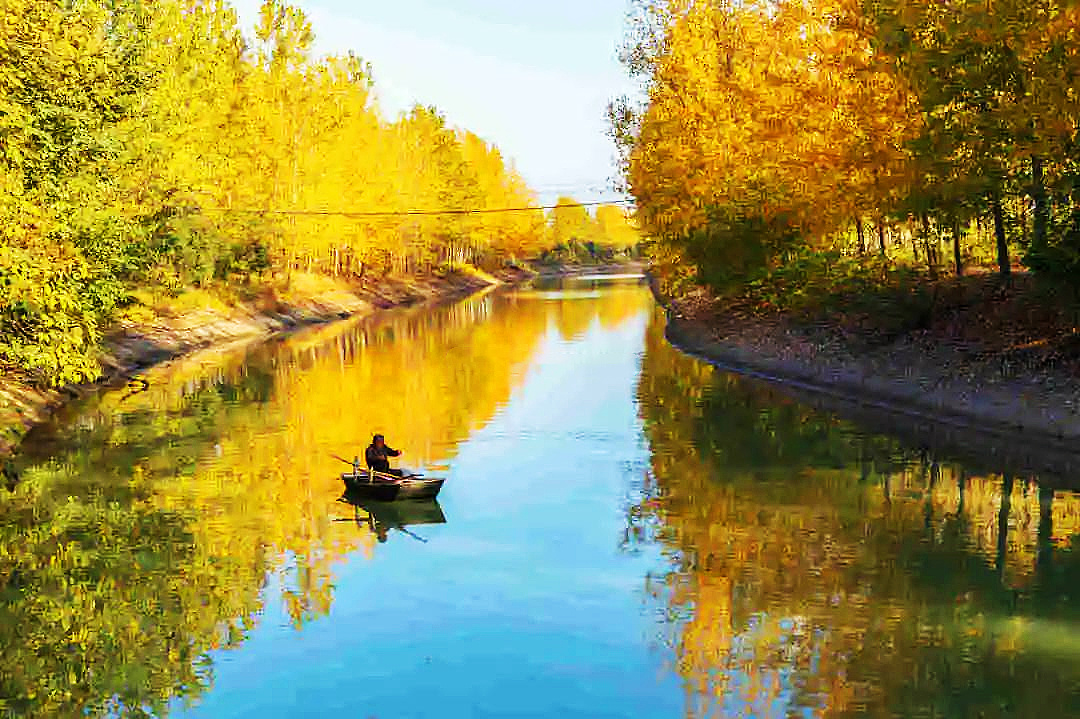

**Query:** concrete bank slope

left=0, top=268, right=524, bottom=456
left=652, top=267, right=1080, bottom=475
left=665, top=308, right=1080, bottom=451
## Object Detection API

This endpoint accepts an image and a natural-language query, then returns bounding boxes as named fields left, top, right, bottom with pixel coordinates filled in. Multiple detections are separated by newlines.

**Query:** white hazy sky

left=229, top=0, right=638, bottom=206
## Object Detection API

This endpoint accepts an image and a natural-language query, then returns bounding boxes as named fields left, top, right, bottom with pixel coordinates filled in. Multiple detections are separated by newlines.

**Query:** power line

left=531, top=183, right=621, bottom=192
left=199, top=199, right=635, bottom=218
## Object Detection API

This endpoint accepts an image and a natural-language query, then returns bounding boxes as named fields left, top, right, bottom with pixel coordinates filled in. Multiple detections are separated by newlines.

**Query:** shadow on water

left=633, top=306, right=1080, bottom=718
left=333, top=497, right=447, bottom=545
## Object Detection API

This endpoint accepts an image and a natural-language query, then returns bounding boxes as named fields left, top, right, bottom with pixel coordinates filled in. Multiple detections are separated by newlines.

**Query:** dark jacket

left=365, top=443, right=400, bottom=473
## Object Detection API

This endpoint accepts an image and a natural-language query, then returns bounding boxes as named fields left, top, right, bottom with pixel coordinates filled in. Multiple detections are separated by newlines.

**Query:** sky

left=229, top=0, right=639, bottom=207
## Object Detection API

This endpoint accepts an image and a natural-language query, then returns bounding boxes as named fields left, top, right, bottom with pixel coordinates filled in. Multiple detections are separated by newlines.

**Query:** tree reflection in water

left=633, top=308, right=1080, bottom=718
left=0, top=281, right=650, bottom=718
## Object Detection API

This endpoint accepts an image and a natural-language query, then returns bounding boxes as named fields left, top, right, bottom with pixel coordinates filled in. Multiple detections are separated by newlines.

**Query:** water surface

left=4, top=276, right=1080, bottom=718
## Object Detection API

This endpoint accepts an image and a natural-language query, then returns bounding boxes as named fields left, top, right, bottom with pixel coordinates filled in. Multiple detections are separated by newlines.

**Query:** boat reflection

left=335, top=496, right=447, bottom=544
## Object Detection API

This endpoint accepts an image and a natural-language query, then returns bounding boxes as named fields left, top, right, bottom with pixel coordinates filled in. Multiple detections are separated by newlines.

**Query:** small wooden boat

left=341, top=469, right=445, bottom=501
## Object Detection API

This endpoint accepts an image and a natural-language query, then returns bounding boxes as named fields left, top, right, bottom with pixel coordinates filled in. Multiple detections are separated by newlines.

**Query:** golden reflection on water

left=7, top=278, right=1080, bottom=718
left=0, top=280, right=651, bottom=718
left=634, top=308, right=1080, bottom=718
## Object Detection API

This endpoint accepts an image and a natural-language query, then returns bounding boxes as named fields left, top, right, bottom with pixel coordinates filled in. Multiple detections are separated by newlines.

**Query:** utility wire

left=199, top=199, right=635, bottom=218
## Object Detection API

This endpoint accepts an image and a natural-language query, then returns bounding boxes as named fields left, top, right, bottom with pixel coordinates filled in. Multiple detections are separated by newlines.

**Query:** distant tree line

left=542, top=198, right=642, bottom=264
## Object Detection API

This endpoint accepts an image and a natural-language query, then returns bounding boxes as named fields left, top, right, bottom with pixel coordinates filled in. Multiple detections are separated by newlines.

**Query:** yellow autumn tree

left=0, top=0, right=555, bottom=386
left=620, top=0, right=918, bottom=292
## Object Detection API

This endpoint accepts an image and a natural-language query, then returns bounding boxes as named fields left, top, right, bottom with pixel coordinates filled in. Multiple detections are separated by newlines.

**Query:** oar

left=366, top=466, right=425, bottom=480
left=331, top=454, right=423, bottom=479
left=332, top=455, right=387, bottom=479
left=393, top=525, right=429, bottom=543
left=331, top=453, right=359, bottom=467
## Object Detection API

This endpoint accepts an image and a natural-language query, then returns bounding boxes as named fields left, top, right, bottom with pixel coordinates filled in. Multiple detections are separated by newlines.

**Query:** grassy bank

left=655, top=270, right=1080, bottom=448
left=0, top=265, right=532, bottom=456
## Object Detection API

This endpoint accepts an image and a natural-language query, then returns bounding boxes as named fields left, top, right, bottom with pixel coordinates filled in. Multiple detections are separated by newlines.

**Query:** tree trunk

left=957, top=468, right=967, bottom=515
left=1032, top=154, right=1049, bottom=255
left=1020, top=196, right=1029, bottom=246
left=997, top=473, right=1014, bottom=574
left=991, top=190, right=1010, bottom=278
left=855, top=218, right=866, bottom=255
left=1072, top=170, right=1080, bottom=236
left=1038, top=484, right=1054, bottom=582
left=921, top=213, right=935, bottom=272
left=952, top=217, right=963, bottom=276
left=877, top=221, right=886, bottom=258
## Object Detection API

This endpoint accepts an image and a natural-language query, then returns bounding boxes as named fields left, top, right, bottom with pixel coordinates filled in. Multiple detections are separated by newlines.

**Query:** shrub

left=0, top=245, right=104, bottom=385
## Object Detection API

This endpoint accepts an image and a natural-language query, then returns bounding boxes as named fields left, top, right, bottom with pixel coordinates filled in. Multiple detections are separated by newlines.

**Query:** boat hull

left=341, top=476, right=400, bottom=502
left=395, top=477, right=445, bottom=500
left=341, top=473, right=444, bottom=501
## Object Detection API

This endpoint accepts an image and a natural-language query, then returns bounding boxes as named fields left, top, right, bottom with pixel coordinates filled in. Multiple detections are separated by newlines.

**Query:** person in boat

left=365, top=434, right=404, bottom=478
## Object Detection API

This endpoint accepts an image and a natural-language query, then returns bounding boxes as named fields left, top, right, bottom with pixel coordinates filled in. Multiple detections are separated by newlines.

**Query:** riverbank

left=530, top=258, right=646, bottom=278
left=655, top=273, right=1080, bottom=456
left=0, top=266, right=534, bottom=456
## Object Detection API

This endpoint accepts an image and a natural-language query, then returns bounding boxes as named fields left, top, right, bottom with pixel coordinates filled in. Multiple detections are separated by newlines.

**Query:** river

left=3, top=275, right=1080, bottom=718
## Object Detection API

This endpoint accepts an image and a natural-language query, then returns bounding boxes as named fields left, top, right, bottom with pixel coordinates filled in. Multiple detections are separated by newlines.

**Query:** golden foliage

left=618, top=0, right=1080, bottom=290
left=634, top=309, right=1080, bottom=716
left=0, top=282, right=650, bottom=715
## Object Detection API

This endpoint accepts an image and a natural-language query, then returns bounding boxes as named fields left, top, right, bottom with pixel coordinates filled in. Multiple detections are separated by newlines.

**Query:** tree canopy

left=616, top=0, right=1080, bottom=296
left=0, top=0, right=642, bottom=387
